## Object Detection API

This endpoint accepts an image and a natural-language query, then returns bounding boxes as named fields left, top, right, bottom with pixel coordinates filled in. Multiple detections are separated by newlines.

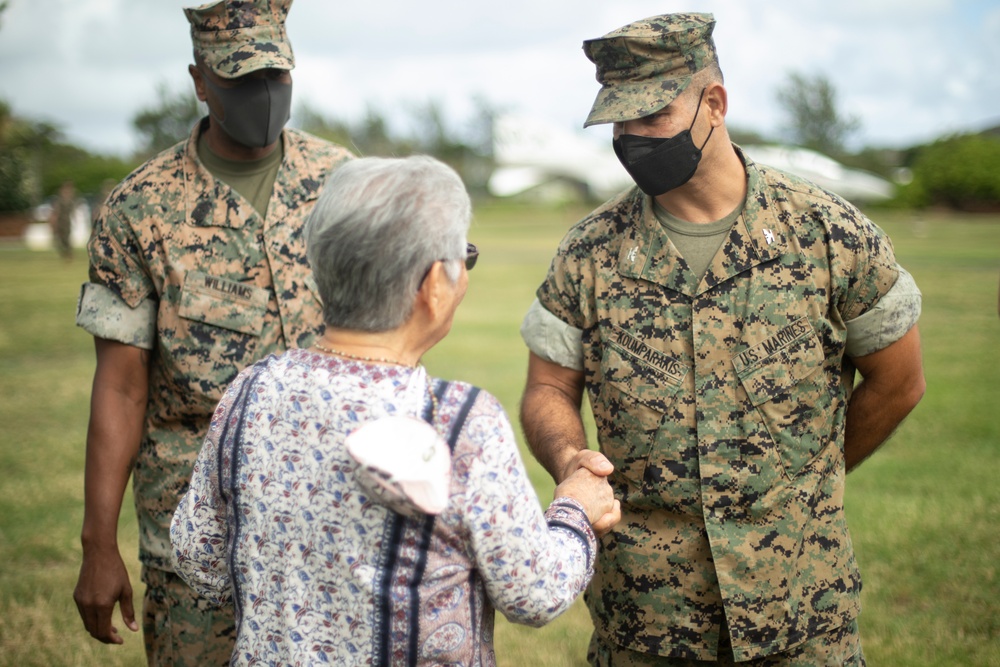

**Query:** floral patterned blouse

left=171, top=348, right=597, bottom=666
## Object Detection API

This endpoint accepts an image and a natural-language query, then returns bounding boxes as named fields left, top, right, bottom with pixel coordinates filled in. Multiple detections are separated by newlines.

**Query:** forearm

left=170, top=490, right=232, bottom=604
left=80, top=341, right=150, bottom=553
left=491, top=499, right=596, bottom=627
left=81, top=397, right=145, bottom=550
left=520, top=382, right=588, bottom=483
left=844, top=325, right=925, bottom=472
left=170, top=417, right=232, bottom=604
left=843, top=380, right=921, bottom=471
left=471, top=461, right=595, bottom=627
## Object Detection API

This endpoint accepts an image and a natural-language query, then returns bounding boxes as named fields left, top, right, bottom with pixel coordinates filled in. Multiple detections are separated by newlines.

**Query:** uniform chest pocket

left=179, top=270, right=269, bottom=336
left=733, top=318, right=833, bottom=479
left=595, top=339, right=687, bottom=491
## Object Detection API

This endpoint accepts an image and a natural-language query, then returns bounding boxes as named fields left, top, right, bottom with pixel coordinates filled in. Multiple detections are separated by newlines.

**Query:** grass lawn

left=0, top=204, right=997, bottom=666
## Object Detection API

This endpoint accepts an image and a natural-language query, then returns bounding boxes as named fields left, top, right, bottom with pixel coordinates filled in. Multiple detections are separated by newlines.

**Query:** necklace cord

left=313, top=342, right=415, bottom=368
left=313, top=341, right=438, bottom=428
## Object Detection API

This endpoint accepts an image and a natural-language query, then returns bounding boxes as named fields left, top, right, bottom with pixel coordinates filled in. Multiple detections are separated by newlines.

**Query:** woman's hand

left=554, top=468, right=621, bottom=537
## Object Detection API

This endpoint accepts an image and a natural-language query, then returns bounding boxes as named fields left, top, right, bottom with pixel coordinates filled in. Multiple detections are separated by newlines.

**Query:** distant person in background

left=49, top=179, right=77, bottom=260
left=172, top=155, right=620, bottom=666
left=72, top=0, right=352, bottom=664
left=519, top=12, right=925, bottom=665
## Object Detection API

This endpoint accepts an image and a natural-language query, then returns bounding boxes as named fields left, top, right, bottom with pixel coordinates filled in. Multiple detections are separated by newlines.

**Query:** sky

left=1, top=0, right=998, bottom=157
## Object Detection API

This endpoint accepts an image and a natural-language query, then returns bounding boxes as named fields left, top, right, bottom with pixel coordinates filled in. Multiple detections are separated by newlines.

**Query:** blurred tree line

left=734, top=71, right=1000, bottom=212
left=891, top=133, right=1000, bottom=211
left=130, top=85, right=496, bottom=197
left=0, top=100, right=133, bottom=213
left=1, top=70, right=998, bottom=213
left=0, top=84, right=496, bottom=213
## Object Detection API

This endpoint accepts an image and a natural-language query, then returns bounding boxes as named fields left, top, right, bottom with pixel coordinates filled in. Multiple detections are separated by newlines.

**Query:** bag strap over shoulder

left=422, top=379, right=480, bottom=454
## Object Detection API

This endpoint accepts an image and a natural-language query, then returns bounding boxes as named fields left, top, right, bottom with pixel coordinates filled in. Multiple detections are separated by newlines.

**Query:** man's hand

left=555, top=467, right=621, bottom=537
left=559, top=448, right=614, bottom=484
left=73, top=546, right=139, bottom=644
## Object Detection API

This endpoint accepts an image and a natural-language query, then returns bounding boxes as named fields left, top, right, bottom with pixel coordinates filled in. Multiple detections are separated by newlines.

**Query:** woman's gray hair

left=305, top=155, right=471, bottom=332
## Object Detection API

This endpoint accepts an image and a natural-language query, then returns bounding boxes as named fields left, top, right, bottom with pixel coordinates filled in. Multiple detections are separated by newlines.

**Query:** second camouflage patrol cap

left=582, top=13, right=718, bottom=127
left=184, top=0, right=295, bottom=79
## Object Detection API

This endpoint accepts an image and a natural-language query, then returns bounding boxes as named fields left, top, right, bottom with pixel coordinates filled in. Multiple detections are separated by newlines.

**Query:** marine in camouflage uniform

left=72, top=1, right=352, bottom=665
left=519, top=13, right=925, bottom=665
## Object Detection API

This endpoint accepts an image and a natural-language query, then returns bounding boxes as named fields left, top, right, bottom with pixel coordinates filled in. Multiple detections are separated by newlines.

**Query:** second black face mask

left=613, top=88, right=713, bottom=197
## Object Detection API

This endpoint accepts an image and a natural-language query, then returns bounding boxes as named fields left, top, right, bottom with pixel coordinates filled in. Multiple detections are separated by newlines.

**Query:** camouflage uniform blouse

left=76, top=120, right=352, bottom=571
left=535, top=151, right=901, bottom=661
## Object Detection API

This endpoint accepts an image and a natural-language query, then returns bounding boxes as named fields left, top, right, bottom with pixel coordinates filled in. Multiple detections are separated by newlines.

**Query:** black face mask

left=613, top=88, right=714, bottom=197
left=204, top=75, right=293, bottom=149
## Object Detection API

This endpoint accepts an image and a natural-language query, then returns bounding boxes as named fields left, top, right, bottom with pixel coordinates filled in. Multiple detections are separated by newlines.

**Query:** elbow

left=911, top=375, right=927, bottom=408
left=902, top=372, right=927, bottom=415
left=171, top=552, right=232, bottom=607
left=498, top=591, right=580, bottom=628
left=501, top=611, right=550, bottom=629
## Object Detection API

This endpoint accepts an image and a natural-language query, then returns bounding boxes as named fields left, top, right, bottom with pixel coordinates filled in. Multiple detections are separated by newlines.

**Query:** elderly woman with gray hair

left=170, top=155, right=620, bottom=666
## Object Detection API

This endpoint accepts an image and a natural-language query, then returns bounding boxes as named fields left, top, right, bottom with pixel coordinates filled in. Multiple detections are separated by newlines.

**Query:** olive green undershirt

left=197, top=137, right=284, bottom=220
left=653, top=197, right=746, bottom=280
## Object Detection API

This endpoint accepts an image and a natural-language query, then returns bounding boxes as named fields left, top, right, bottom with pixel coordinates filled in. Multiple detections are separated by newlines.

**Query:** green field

left=1, top=205, right=998, bottom=666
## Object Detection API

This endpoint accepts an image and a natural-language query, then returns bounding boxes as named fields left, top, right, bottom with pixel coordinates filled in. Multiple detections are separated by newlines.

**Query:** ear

left=189, top=64, right=208, bottom=103
left=415, top=261, right=445, bottom=318
left=417, top=260, right=463, bottom=323
left=704, top=82, right=728, bottom=126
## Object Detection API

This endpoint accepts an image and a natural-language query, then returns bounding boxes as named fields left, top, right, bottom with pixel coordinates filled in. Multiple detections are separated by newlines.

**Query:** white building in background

left=741, top=144, right=894, bottom=204
left=23, top=201, right=91, bottom=250
left=489, top=113, right=632, bottom=202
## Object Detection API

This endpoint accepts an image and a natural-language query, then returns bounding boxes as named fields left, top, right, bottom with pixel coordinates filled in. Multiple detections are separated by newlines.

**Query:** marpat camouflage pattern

left=77, top=120, right=352, bottom=571
left=185, top=0, right=295, bottom=79
left=583, top=13, right=719, bottom=128
left=537, top=148, right=899, bottom=662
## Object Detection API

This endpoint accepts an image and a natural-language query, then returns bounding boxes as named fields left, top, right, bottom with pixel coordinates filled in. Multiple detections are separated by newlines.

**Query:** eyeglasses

left=419, top=242, right=479, bottom=289
left=464, top=242, right=479, bottom=271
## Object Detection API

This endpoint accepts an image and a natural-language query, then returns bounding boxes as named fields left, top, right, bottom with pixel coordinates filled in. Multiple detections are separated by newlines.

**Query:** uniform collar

left=183, top=118, right=262, bottom=229
left=617, top=145, right=786, bottom=296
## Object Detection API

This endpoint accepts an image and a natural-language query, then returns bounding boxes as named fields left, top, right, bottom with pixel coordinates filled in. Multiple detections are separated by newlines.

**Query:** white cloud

left=0, top=0, right=996, bottom=155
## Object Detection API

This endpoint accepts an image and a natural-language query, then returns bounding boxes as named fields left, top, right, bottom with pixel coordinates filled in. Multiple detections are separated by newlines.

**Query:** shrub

left=0, top=149, right=31, bottom=212
left=909, top=134, right=1000, bottom=211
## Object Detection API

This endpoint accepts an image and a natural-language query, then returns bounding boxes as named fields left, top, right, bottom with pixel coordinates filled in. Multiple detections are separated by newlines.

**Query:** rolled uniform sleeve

left=77, top=284, right=157, bottom=349
left=845, top=265, right=922, bottom=357
left=77, top=204, right=157, bottom=348
left=520, top=298, right=585, bottom=371
left=523, top=218, right=607, bottom=370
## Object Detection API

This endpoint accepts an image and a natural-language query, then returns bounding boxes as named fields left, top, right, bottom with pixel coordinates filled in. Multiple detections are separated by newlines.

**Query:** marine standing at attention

left=72, top=1, right=352, bottom=664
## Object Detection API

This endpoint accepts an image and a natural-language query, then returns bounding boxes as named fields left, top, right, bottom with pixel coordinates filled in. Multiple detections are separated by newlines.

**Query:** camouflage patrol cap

left=184, top=0, right=294, bottom=79
left=583, top=13, right=718, bottom=127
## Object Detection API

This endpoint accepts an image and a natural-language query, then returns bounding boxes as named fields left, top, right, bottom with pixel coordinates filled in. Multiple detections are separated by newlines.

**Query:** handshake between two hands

left=553, top=450, right=622, bottom=537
